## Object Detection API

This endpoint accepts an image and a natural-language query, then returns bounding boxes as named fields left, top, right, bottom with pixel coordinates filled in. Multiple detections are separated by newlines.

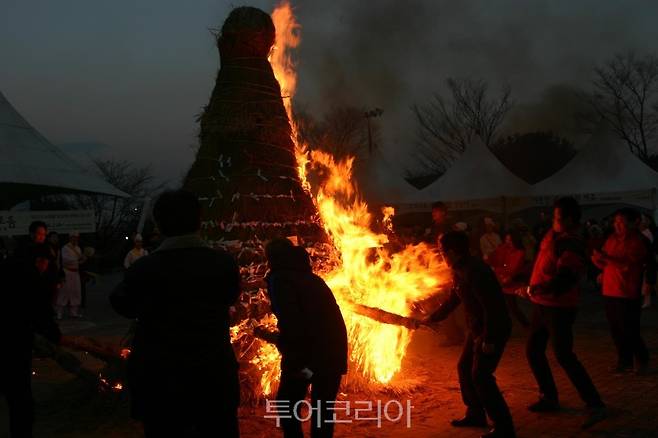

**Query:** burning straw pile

left=183, top=3, right=450, bottom=404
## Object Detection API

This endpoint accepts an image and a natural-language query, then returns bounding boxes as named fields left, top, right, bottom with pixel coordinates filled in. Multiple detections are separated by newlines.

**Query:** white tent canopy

left=416, top=139, right=530, bottom=202
left=0, top=91, right=128, bottom=206
left=531, top=129, right=658, bottom=198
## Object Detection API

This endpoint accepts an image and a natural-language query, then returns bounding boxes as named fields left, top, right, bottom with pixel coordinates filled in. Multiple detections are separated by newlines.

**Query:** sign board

left=0, top=210, right=96, bottom=236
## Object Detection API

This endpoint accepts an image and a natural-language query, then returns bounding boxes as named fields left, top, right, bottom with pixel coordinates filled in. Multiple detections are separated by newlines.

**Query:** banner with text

left=0, top=210, right=96, bottom=236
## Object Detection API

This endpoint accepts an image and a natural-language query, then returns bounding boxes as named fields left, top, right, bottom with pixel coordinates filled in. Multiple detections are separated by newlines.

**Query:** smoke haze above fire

left=2, top=0, right=657, bottom=184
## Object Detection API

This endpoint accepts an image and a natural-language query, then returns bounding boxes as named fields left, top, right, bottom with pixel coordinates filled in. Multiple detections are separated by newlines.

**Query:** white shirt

left=62, top=243, right=86, bottom=271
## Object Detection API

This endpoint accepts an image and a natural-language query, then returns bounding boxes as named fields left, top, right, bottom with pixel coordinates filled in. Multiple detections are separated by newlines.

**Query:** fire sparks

left=254, top=0, right=449, bottom=391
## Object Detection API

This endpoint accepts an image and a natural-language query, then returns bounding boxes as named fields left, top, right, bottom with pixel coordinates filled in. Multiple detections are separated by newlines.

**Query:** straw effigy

left=183, top=6, right=323, bottom=253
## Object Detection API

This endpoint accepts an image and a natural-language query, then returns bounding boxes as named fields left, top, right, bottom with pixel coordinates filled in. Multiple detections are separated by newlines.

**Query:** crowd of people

left=0, top=222, right=84, bottom=437
left=1, top=190, right=655, bottom=438
left=412, top=199, right=656, bottom=437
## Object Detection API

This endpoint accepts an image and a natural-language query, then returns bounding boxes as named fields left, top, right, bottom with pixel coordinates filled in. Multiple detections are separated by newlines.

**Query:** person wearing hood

left=264, top=238, right=348, bottom=438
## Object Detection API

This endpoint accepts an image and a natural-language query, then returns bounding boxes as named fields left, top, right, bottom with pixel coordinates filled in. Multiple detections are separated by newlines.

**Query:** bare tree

left=294, top=105, right=381, bottom=161
left=584, top=51, right=658, bottom=160
left=46, top=159, right=165, bottom=250
left=410, top=78, right=512, bottom=174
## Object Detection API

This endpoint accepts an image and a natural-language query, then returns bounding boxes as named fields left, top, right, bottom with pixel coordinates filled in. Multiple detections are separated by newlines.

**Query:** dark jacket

left=1, top=248, right=62, bottom=370
left=430, top=255, right=511, bottom=343
left=110, top=235, right=241, bottom=417
left=267, top=246, right=348, bottom=375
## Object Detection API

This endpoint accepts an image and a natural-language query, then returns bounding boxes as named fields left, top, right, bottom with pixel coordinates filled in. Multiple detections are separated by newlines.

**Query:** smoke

left=287, top=0, right=658, bottom=169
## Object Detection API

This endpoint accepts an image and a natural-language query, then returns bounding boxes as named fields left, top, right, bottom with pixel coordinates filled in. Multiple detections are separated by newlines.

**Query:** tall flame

left=265, top=0, right=448, bottom=388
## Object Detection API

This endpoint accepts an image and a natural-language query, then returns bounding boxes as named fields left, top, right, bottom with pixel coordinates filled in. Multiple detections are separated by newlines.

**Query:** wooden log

left=349, top=303, right=420, bottom=330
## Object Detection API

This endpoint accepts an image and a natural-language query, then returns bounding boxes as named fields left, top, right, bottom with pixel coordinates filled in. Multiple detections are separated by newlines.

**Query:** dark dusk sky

left=2, top=0, right=658, bottom=185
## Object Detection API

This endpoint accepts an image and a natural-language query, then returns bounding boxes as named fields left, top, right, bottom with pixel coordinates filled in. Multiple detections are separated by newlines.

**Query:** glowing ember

left=249, top=0, right=450, bottom=392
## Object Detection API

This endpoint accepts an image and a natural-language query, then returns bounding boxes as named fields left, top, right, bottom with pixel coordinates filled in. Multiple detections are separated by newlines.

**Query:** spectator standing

left=489, top=231, right=530, bottom=327
left=512, top=219, right=537, bottom=263
left=46, top=232, right=62, bottom=274
left=56, top=232, right=87, bottom=319
left=592, top=208, right=653, bottom=374
left=480, top=217, right=502, bottom=261
left=110, top=190, right=241, bottom=437
left=124, top=233, right=149, bottom=269
left=0, top=243, right=67, bottom=437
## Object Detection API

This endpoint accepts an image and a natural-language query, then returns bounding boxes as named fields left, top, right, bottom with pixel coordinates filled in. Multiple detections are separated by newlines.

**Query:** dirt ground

left=2, top=274, right=658, bottom=438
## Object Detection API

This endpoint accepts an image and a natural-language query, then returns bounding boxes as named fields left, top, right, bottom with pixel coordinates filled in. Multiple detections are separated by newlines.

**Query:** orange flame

left=262, top=0, right=448, bottom=390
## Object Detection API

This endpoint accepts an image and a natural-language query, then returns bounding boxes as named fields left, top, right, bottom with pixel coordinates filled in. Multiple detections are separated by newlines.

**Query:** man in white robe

left=56, top=232, right=87, bottom=318
left=124, top=234, right=149, bottom=269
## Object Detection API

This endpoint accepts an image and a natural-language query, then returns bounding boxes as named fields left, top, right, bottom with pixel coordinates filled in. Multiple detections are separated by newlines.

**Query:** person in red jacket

left=488, top=230, right=529, bottom=327
left=524, top=197, right=606, bottom=429
left=592, top=208, right=652, bottom=374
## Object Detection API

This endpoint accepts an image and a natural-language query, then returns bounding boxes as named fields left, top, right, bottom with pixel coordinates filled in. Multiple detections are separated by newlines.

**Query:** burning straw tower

left=183, top=6, right=330, bottom=401
left=184, top=4, right=448, bottom=402
left=183, top=7, right=323, bottom=252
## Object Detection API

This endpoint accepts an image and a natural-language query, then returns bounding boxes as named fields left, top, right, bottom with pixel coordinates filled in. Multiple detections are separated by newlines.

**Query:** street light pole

left=364, top=108, right=383, bottom=155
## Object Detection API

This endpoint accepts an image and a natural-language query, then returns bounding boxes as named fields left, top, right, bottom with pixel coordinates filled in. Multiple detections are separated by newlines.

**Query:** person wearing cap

left=264, top=238, right=348, bottom=438
left=56, top=232, right=87, bottom=319
left=124, top=233, right=149, bottom=269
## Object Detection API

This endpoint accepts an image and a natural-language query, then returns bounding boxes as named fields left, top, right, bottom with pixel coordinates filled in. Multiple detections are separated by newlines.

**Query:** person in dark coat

left=110, top=190, right=241, bottom=438
left=1, top=243, right=63, bottom=438
left=422, top=231, right=515, bottom=438
left=265, top=238, right=348, bottom=438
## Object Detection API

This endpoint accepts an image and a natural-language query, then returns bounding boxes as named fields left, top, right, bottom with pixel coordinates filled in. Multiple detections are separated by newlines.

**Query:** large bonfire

left=264, top=1, right=449, bottom=391
left=187, top=2, right=449, bottom=402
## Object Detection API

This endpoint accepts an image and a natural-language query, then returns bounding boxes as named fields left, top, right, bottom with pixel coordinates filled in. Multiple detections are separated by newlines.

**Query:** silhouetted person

left=265, top=238, right=348, bottom=438
left=592, top=208, right=653, bottom=374
left=423, top=231, right=514, bottom=438
left=1, top=243, right=64, bottom=438
left=12, top=221, right=48, bottom=264
left=110, top=190, right=241, bottom=438
left=525, top=197, right=606, bottom=429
